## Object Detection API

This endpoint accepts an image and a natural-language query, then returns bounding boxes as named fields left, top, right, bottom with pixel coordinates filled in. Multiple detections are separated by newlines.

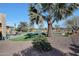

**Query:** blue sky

left=53, top=9, right=79, bottom=28
left=0, top=3, right=79, bottom=28
left=0, top=3, right=30, bottom=27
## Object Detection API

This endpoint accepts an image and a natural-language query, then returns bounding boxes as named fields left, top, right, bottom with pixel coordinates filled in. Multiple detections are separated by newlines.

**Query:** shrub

left=64, top=33, right=69, bottom=37
left=67, top=31, right=72, bottom=35
left=41, top=32, right=47, bottom=37
left=32, top=35, right=52, bottom=52
left=25, top=33, right=33, bottom=39
left=64, top=31, right=73, bottom=37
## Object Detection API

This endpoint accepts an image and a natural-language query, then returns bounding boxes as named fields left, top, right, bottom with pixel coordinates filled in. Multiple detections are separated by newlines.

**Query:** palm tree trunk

left=47, top=19, right=52, bottom=37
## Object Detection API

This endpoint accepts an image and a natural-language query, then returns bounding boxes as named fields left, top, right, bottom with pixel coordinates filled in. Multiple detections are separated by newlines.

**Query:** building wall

left=0, top=14, right=6, bottom=40
left=6, top=26, right=11, bottom=34
left=0, top=23, right=2, bottom=32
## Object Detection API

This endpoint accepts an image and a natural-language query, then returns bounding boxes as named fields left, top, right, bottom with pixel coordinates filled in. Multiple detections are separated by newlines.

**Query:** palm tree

left=29, top=3, right=79, bottom=37
left=65, top=16, right=79, bottom=32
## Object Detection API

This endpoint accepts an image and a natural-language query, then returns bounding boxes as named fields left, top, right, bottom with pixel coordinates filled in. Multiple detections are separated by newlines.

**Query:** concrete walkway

left=0, top=41, right=32, bottom=56
left=0, top=33, right=79, bottom=56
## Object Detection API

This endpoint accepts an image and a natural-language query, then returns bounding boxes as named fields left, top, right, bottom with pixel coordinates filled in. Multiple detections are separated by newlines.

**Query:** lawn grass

left=10, top=32, right=47, bottom=41
left=11, top=34, right=34, bottom=41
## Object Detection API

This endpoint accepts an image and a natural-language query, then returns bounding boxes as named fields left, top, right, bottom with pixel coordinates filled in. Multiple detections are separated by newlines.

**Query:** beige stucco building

left=0, top=14, right=6, bottom=40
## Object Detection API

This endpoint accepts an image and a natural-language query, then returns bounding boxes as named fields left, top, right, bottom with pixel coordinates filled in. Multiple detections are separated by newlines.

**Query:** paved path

left=0, top=36, right=72, bottom=56
left=0, top=41, right=32, bottom=56
left=48, top=33, right=79, bottom=55
left=0, top=33, right=79, bottom=56
left=48, top=36, right=72, bottom=54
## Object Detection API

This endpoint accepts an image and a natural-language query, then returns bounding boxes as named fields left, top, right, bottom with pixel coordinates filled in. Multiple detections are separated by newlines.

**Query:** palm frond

left=29, top=3, right=79, bottom=24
